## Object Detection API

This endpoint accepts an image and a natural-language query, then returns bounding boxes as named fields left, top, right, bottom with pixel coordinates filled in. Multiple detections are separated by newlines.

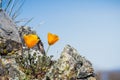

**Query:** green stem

left=46, top=45, right=50, bottom=55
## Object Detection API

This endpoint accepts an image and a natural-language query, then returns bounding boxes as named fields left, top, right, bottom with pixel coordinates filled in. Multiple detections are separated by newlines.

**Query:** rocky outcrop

left=0, top=9, right=96, bottom=80
left=44, top=45, right=96, bottom=80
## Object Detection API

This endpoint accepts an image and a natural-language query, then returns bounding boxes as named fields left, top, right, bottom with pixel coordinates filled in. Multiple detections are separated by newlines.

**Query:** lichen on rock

left=44, top=45, right=96, bottom=80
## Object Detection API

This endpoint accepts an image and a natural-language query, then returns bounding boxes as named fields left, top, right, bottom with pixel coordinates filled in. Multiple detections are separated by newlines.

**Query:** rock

left=0, top=25, right=45, bottom=79
left=0, top=9, right=21, bottom=43
left=1, top=58, right=26, bottom=80
left=0, top=9, right=24, bottom=79
left=0, top=9, right=22, bottom=55
left=0, top=38, right=22, bottom=55
left=88, top=77, right=96, bottom=80
left=44, top=45, right=96, bottom=80
left=0, top=59, right=6, bottom=76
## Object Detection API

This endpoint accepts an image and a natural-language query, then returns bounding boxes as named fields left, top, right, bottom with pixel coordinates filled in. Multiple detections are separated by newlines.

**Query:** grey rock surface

left=0, top=9, right=22, bottom=55
left=0, top=9, right=21, bottom=43
left=44, top=45, right=96, bottom=80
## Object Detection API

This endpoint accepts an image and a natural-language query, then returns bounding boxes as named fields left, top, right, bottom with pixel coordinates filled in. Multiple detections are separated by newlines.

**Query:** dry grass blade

left=11, top=0, right=25, bottom=20
left=0, top=0, right=2, bottom=8
left=1, top=0, right=33, bottom=26
left=23, top=18, right=34, bottom=26
left=4, top=0, right=12, bottom=11
left=1, top=0, right=25, bottom=22
left=9, top=0, right=18, bottom=16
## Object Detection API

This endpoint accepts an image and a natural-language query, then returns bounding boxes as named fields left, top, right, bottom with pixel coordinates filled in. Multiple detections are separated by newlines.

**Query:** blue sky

left=19, top=0, right=120, bottom=71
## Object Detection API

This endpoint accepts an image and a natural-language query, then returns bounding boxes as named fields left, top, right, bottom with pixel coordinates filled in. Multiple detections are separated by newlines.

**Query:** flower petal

left=23, top=34, right=39, bottom=48
left=48, top=32, right=59, bottom=45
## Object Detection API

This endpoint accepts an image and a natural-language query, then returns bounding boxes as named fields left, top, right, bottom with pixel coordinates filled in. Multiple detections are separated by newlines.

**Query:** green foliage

left=16, top=52, right=55, bottom=79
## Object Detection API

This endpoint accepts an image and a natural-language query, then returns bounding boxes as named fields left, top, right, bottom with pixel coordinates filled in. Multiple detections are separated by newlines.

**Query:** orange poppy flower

left=23, top=34, right=39, bottom=48
left=47, top=32, right=59, bottom=46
